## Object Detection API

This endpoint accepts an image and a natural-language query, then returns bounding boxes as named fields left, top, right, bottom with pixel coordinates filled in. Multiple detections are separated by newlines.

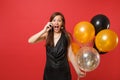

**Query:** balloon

left=90, top=14, right=110, bottom=35
left=93, top=42, right=108, bottom=54
left=73, top=21, right=95, bottom=44
left=77, top=47, right=100, bottom=72
left=95, top=29, right=118, bottom=52
left=71, top=41, right=80, bottom=55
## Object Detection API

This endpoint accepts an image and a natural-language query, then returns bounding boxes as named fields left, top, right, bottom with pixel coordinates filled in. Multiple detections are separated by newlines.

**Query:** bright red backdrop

left=0, top=0, right=120, bottom=80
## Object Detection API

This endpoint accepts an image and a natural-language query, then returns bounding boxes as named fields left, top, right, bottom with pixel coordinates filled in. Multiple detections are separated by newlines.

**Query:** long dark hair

left=46, top=12, right=70, bottom=47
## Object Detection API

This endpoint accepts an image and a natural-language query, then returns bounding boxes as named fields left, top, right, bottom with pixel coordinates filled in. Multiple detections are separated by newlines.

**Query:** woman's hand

left=77, top=70, right=86, bottom=80
left=28, top=22, right=53, bottom=43
left=43, top=22, right=53, bottom=32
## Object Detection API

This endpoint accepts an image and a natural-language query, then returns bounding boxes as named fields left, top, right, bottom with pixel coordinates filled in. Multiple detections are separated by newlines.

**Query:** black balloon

left=91, top=14, right=110, bottom=35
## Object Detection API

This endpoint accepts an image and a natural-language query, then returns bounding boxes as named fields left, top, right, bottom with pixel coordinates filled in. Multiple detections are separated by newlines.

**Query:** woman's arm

left=67, top=33, right=85, bottom=79
left=68, top=45, right=86, bottom=79
left=28, top=30, right=47, bottom=43
left=28, top=22, right=52, bottom=44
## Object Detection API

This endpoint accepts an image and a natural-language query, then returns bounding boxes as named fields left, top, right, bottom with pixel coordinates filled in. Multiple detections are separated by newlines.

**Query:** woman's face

left=51, top=15, right=63, bottom=33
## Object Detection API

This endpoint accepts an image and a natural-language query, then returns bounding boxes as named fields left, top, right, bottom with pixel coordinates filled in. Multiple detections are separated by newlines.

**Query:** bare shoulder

left=67, top=32, right=73, bottom=40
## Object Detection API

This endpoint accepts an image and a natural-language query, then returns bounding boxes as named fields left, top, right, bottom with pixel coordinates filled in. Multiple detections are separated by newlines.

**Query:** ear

left=61, top=27, right=64, bottom=29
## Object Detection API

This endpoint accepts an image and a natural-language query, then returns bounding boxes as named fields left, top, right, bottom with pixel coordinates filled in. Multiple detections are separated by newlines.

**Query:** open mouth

left=54, top=26, right=59, bottom=28
left=54, top=26, right=60, bottom=31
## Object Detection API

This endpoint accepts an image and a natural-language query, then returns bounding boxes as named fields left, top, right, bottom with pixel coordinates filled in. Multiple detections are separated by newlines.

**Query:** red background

left=0, top=0, right=120, bottom=80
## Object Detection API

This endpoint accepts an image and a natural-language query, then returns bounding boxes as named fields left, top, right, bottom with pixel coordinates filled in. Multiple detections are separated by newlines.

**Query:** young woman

left=28, top=12, right=85, bottom=80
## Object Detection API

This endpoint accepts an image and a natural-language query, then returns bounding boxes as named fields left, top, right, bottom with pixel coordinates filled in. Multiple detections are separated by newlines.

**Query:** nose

left=54, top=21, right=59, bottom=25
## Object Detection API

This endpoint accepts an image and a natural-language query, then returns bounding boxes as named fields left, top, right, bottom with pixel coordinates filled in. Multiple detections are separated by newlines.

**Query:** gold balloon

left=77, top=47, right=100, bottom=72
left=73, top=21, right=95, bottom=44
left=95, top=29, right=118, bottom=52
left=71, top=42, right=80, bottom=55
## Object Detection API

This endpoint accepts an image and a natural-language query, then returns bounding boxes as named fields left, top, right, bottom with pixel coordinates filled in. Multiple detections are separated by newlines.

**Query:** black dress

left=43, top=32, right=71, bottom=80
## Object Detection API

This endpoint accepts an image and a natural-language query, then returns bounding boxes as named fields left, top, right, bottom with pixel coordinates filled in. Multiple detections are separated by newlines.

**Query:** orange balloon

left=95, top=29, right=118, bottom=52
left=73, top=21, right=95, bottom=44
left=71, top=42, right=80, bottom=55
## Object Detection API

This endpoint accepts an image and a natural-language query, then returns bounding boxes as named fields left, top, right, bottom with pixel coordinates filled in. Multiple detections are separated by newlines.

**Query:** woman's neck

left=54, top=31, right=61, bottom=35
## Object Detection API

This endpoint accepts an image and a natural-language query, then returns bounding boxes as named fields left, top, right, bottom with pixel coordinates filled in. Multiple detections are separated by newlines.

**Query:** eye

left=52, top=19, right=56, bottom=22
left=58, top=19, right=62, bottom=22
